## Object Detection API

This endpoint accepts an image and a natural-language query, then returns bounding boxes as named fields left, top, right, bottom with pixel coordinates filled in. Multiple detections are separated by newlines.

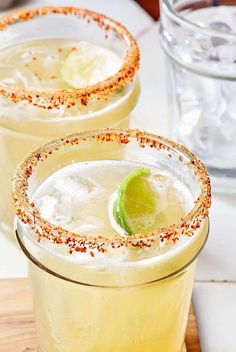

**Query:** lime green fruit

left=113, top=168, right=160, bottom=235
left=61, top=41, right=121, bottom=88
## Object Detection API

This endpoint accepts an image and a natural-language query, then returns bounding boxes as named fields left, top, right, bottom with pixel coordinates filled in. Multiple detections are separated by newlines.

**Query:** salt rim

left=0, top=7, right=140, bottom=109
left=12, top=129, right=211, bottom=255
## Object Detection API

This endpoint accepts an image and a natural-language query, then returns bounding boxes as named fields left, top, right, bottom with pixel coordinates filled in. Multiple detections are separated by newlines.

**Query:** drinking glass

left=13, top=129, right=211, bottom=352
left=160, top=0, right=236, bottom=192
left=0, top=6, right=140, bottom=237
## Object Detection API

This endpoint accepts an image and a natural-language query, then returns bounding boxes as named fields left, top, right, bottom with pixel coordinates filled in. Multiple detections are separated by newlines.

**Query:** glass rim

left=161, top=0, right=236, bottom=40
left=12, top=128, right=211, bottom=256
left=0, top=6, right=140, bottom=109
left=15, top=220, right=209, bottom=288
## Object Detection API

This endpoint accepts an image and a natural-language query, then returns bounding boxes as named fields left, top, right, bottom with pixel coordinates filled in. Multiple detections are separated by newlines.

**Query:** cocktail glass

left=13, top=129, right=211, bottom=352
left=0, top=7, right=139, bottom=237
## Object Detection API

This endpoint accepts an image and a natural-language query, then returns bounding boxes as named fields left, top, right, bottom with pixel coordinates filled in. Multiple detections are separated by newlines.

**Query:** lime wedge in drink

left=61, top=41, right=121, bottom=88
left=113, top=168, right=161, bottom=235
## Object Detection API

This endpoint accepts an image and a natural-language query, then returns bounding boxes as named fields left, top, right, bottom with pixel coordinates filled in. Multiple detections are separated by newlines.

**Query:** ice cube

left=54, top=174, right=102, bottom=202
left=64, top=216, right=104, bottom=234
left=209, top=22, right=232, bottom=33
left=36, top=195, right=72, bottom=226
left=191, top=35, right=212, bottom=60
left=222, top=82, right=236, bottom=120
left=0, top=64, right=40, bottom=88
left=37, top=195, right=58, bottom=220
left=219, top=113, right=236, bottom=141
left=215, top=44, right=236, bottom=64
left=150, top=174, right=169, bottom=213
left=207, top=9, right=236, bottom=56
left=208, top=7, right=236, bottom=33
left=152, top=174, right=169, bottom=192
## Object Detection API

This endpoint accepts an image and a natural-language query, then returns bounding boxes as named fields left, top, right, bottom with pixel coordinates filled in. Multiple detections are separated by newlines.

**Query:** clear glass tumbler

left=13, top=129, right=211, bottom=352
left=160, top=0, right=236, bottom=192
left=0, top=6, right=140, bottom=238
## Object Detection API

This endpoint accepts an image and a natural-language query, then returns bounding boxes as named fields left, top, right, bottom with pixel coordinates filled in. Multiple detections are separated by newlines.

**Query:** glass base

left=207, top=166, right=236, bottom=194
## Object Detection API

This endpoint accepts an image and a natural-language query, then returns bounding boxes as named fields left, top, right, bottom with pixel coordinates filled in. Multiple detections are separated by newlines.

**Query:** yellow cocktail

left=0, top=7, right=139, bottom=237
left=13, top=129, right=211, bottom=352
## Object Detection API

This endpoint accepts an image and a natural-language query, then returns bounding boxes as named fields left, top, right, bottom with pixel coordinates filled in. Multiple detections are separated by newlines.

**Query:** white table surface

left=0, top=1, right=236, bottom=351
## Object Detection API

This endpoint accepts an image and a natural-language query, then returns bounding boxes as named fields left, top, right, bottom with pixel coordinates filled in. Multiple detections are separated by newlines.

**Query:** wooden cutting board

left=0, top=278, right=201, bottom=352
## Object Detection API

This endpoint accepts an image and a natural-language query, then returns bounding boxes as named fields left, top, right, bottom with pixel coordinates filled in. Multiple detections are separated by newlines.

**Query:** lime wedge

left=113, top=168, right=160, bottom=235
left=61, top=41, right=121, bottom=88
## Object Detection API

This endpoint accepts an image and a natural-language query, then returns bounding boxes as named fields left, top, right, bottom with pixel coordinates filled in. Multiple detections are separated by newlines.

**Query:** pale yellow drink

left=0, top=7, right=139, bottom=237
left=13, top=130, right=211, bottom=352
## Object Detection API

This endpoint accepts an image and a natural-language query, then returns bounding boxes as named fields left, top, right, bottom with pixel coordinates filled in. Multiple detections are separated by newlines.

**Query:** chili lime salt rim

left=0, top=7, right=140, bottom=109
left=12, top=129, right=211, bottom=255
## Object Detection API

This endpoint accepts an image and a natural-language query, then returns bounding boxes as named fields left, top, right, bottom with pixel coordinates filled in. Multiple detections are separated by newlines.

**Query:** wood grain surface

left=0, top=278, right=200, bottom=352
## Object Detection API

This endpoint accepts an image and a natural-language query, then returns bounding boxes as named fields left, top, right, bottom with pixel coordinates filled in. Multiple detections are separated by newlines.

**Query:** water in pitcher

left=161, top=4, right=236, bottom=190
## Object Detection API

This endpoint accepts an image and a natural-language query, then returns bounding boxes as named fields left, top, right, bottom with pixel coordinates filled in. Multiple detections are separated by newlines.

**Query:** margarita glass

left=0, top=7, right=139, bottom=237
left=13, top=129, right=211, bottom=352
